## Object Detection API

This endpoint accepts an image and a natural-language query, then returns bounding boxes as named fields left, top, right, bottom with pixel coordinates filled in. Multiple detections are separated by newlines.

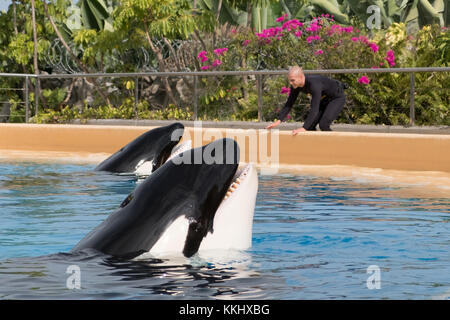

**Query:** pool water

left=0, top=162, right=449, bottom=299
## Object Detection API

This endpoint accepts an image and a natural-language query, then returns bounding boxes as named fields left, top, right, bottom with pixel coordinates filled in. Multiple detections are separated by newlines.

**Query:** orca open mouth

left=134, top=140, right=193, bottom=177
left=222, top=163, right=252, bottom=202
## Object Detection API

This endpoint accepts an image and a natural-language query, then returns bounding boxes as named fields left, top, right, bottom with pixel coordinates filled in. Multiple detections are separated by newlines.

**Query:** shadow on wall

left=0, top=102, right=10, bottom=123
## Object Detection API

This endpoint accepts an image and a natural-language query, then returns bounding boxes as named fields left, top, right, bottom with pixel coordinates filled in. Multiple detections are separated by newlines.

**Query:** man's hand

left=266, top=120, right=281, bottom=130
left=292, top=127, right=306, bottom=135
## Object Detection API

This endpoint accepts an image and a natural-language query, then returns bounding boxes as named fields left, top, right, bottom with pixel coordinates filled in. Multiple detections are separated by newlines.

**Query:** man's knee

left=319, top=118, right=332, bottom=131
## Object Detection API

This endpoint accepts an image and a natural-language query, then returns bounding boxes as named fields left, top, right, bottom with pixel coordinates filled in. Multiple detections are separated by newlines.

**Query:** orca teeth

left=221, top=164, right=252, bottom=203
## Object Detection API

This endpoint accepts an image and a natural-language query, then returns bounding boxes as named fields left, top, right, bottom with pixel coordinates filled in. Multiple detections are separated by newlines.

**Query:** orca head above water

left=95, top=122, right=185, bottom=175
left=72, top=138, right=257, bottom=259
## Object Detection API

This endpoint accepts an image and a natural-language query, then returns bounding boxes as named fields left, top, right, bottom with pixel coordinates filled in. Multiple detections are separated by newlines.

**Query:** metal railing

left=1, top=66, right=449, bottom=124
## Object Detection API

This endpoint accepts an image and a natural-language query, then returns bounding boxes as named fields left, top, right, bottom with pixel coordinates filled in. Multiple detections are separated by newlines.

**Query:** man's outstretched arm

left=266, top=87, right=300, bottom=129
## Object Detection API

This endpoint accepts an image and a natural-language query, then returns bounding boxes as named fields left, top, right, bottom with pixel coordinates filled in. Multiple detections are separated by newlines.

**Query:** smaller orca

left=95, top=122, right=185, bottom=175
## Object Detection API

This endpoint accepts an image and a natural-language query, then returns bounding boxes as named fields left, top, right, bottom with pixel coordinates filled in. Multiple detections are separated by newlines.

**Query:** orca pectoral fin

left=182, top=220, right=208, bottom=258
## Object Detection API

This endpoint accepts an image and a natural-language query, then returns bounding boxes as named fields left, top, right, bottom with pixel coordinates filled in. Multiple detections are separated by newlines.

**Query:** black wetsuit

left=278, top=75, right=346, bottom=131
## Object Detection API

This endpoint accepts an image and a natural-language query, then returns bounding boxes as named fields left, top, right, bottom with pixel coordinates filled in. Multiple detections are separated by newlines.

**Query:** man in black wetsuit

left=266, top=66, right=346, bottom=134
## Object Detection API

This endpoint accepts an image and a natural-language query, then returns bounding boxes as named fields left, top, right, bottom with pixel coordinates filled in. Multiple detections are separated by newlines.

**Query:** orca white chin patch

left=134, top=159, right=154, bottom=176
left=146, top=215, right=190, bottom=256
left=199, top=163, right=258, bottom=251
left=136, top=163, right=258, bottom=259
left=133, top=140, right=193, bottom=177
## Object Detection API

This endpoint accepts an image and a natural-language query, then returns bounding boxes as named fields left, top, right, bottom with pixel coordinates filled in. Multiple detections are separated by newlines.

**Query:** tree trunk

left=247, top=3, right=252, bottom=29
left=42, top=0, right=111, bottom=106
left=30, top=0, right=47, bottom=110
left=144, top=28, right=178, bottom=106
left=12, top=0, right=18, bottom=34
left=213, top=0, right=223, bottom=47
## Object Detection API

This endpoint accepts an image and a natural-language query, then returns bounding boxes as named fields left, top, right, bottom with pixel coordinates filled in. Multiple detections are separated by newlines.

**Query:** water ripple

left=0, top=162, right=449, bottom=299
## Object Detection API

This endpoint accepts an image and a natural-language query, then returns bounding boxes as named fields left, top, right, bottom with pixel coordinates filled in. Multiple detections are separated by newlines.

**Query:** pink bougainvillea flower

left=289, top=19, right=302, bottom=27
left=213, top=48, right=228, bottom=56
left=256, top=27, right=284, bottom=41
left=359, top=35, right=369, bottom=44
left=351, top=37, right=358, bottom=42
left=358, top=76, right=370, bottom=84
left=280, top=87, right=291, bottom=95
left=385, top=49, right=395, bottom=67
left=343, top=26, right=353, bottom=33
left=306, top=35, right=321, bottom=43
left=328, top=24, right=343, bottom=36
left=306, top=23, right=320, bottom=33
left=212, top=59, right=222, bottom=67
left=283, top=21, right=293, bottom=30
left=369, top=42, right=379, bottom=53
left=197, top=51, right=207, bottom=60
left=314, top=49, right=323, bottom=55
left=242, top=39, right=250, bottom=47
left=275, top=13, right=289, bottom=23
left=201, top=65, right=210, bottom=70
left=294, top=30, right=302, bottom=37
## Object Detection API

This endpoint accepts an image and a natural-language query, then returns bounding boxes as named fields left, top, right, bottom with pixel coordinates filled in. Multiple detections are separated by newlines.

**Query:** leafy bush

left=31, top=100, right=193, bottom=124
left=2, top=7, right=448, bottom=125
left=193, top=17, right=449, bottom=125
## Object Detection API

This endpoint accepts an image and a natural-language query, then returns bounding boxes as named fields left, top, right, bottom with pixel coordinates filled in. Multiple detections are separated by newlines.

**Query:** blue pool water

left=0, top=162, right=449, bottom=299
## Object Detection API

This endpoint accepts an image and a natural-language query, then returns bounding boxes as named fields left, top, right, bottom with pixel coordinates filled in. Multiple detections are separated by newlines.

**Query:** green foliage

left=31, top=100, right=194, bottom=123
left=7, top=98, right=27, bottom=123
left=0, top=1, right=448, bottom=126
left=114, top=0, right=210, bottom=40
left=0, top=0, right=68, bottom=73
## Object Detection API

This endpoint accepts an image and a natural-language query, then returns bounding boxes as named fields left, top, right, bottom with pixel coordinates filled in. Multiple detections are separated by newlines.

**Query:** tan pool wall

left=1, top=123, right=449, bottom=172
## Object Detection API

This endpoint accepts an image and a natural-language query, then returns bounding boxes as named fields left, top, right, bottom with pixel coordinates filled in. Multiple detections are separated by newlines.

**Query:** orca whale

left=95, top=122, right=185, bottom=175
left=72, top=138, right=258, bottom=259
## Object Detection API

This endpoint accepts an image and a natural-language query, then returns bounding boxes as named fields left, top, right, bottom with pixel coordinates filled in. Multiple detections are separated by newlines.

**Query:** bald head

left=288, top=66, right=304, bottom=77
left=288, top=66, right=305, bottom=88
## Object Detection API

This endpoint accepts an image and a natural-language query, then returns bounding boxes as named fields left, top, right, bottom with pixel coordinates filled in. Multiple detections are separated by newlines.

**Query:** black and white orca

left=72, top=138, right=258, bottom=259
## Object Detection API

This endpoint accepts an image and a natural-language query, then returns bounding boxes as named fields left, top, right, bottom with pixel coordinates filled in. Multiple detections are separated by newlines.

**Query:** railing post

left=409, top=72, right=415, bottom=126
left=193, top=75, right=198, bottom=121
left=34, top=77, right=39, bottom=117
left=134, top=77, right=139, bottom=119
left=257, top=74, right=263, bottom=122
left=25, top=77, right=29, bottom=122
